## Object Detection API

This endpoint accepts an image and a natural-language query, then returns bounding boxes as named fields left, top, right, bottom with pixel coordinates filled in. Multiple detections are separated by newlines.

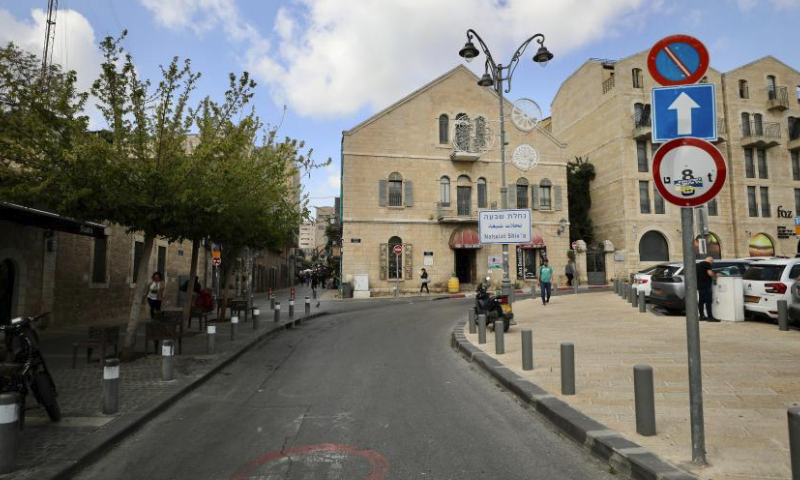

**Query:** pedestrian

left=538, top=259, right=553, bottom=305
left=146, top=272, right=165, bottom=320
left=311, top=273, right=318, bottom=296
left=565, top=259, right=575, bottom=286
left=697, top=256, right=719, bottom=322
left=420, top=268, right=430, bottom=294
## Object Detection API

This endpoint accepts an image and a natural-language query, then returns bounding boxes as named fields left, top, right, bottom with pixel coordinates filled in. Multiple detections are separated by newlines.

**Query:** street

left=74, top=298, right=614, bottom=480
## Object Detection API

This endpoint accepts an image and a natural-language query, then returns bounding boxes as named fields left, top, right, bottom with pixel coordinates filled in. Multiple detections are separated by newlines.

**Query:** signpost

left=652, top=84, right=717, bottom=142
left=393, top=244, right=402, bottom=298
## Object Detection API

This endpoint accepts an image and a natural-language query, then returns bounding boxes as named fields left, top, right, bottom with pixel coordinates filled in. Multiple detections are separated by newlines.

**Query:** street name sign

left=652, top=137, right=726, bottom=207
left=647, top=34, right=709, bottom=86
left=652, top=84, right=717, bottom=142
left=478, top=209, right=532, bottom=244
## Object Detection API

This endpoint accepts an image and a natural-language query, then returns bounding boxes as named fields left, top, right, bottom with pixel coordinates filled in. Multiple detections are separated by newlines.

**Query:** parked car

left=742, top=259, right=800, bottom=321
left=649, top=260, right=754, bottom=314
left=789, top=281, right=800, bottom=324
left=632, top=266, right=660, bottom=298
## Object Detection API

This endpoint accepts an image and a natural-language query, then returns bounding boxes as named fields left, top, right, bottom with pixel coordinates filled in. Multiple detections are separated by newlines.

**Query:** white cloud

left=734, top=0, right=799, bottom=10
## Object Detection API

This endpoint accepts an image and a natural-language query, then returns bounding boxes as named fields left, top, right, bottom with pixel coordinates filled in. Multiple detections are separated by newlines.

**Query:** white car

left=633, top=266, right=661, bottom=297
left=742, top=259, right=800, bottom=320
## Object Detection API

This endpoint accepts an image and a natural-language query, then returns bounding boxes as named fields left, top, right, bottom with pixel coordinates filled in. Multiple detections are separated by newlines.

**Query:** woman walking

left=419, top=268, right=430, bottom=294
left=146, top=272, right=165, bottom=320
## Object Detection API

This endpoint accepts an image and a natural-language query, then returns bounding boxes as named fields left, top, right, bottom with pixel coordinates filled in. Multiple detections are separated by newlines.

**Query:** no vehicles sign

left=652, top=138, right=726, bottom=207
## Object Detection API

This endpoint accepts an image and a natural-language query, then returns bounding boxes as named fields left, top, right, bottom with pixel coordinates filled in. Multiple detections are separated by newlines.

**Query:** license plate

left=745, top=295, right=760, bottom=304
left=652, top=289, right=663, bottom=296
left=501, top=304, right=512, bottom=313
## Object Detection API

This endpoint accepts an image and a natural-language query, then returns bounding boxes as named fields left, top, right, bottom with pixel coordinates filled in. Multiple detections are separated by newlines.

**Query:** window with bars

left=747, top=186, right=758, bottom=217
left=739, top=80, right=749, bottom=99
left=388, top=236, right=403, bottom=279
left=632, top=68, right=643, bottom=88
left=757, top=149, right=768, bottom=179
left=793, top=151, right=800, bottom=181
left=637, top=139, right=648, bottom=172
left=389, top=172, right=403, bottom=206
left=742, top=112, right=751, bottom=136
left=639, top=181, right=651, bottom=214
left=477, top=178, right=487, bottom=208
left=92, top=237, right=107, bottom=284
left=708, top=198, right=718, bottom=216
left=457, top=175, right=471, bottom=216
left=516, top=178, right=529, bottom=209
left=760, top=187, right=770, bottom=217
left=744, top=148, right=755, bottom=178
left=653, top=186, right=665, bottom=214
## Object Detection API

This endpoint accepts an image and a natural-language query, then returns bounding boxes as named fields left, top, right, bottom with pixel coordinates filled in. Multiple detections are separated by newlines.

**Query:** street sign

left=647, top=34, right=709, bottom=86
left=652, top=84, right=717, bottom=142
left=212, top=257, right=221, bottom=267
left=393, top=244, right=403, bottom=255
left=478, top=209, right=532, bottom=245
left=571, top=241, right=578, bottom=250
left=653, top=137, right=726, bottom=207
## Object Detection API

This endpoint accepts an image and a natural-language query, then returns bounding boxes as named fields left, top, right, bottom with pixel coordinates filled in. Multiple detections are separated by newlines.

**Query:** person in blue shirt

left=538, top=259, right=554, bottom=305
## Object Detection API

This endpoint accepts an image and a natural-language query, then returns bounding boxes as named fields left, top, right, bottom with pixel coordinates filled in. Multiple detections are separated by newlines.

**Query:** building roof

left=722, top=55, right=800, bottom=77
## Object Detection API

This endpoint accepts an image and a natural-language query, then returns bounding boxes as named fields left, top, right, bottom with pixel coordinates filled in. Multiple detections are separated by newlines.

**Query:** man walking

left=565, top=259, right=575, bottom=287
left=538, top=259, right=554, bottom=305
left=697, top=256, right=719, bottom=321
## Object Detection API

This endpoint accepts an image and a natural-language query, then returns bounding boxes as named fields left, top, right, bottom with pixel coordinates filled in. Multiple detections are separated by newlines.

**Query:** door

left=457, top=186, right=471, bottom=216
left=0, top=260, right=15, bottom=325
left=454, top=250, right=475, bottom=284
left=586, top=247, right=606, bottom=286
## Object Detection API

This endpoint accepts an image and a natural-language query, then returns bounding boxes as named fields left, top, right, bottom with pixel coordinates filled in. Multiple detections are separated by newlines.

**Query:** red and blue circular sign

left=647, top=35, right=709, bottom=86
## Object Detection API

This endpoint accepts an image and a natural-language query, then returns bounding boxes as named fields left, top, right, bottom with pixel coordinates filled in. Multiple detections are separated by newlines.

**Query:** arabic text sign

left=478, top=209, right=532, bottom=245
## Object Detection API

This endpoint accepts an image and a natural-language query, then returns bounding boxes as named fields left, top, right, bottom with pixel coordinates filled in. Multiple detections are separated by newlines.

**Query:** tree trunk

left=220, top=260, right=235, bottom=321
left=122, top=234, right=155, bottom=361
left=182, top=239, right=200, bottom=327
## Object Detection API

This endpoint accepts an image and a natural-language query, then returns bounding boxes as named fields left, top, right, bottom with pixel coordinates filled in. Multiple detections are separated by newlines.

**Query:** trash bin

left=713, top=276, right=744, bottom=322
left=342, top=282, right=354, bottom=299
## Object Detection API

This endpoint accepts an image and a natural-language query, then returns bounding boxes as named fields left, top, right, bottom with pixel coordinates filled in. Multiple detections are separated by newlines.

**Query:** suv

left=742, top=259, right=800, bottom=320
left=649, top=260, right=753, bottom=314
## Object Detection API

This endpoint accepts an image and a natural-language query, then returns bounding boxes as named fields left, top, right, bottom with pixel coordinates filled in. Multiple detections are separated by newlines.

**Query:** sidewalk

left=458, top=291, right=800, bottom=480
left=6, top=284, right=328, bottom=480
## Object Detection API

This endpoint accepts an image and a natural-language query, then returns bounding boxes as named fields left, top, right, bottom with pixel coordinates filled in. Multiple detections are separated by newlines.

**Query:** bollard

left=161, top=340, right=175, bottom=382
left=619, top=282, right=625, bottom=298
left=305, top=296, right=311, bottom=315
left=553, top=283, right=558, bottom=297
left=0, top=392, right=19, bottom=474
left=631, top=286, right=638, bottom=307
left=274, top=302, right=281, bottom=323
left=478, top=314, right=487, bottom=344
left=495, top=319, right=505, bottom=354
left=638, top=290, right=646, bottom=313
left=561, top=342, right=575, bottom=395
left=779, top=300, right=789, bottom=331
left=634, top=364, right=656, bottom=436
left=290, top=287, right=295, bottom=301
left=253, top=308, right=260, bottom=330
left=614, top=279, right=620, bottom=295
left=788, top=407, right=800, bottom=479
left=313, top=289, right=317, bottom=300
left=102, top=358, right=120, bottom=415
left=289, top=300, right=295, bottom=318
left=207, top=325, right=216, bottom=354
left=521, top=329, right=533, bottom=371
left=629, top=284, right=636, bottom=306
left=230, top=316, right=239, bottom=341
left=270, top=295, right=275, bottom=310
left=468, top=308, right=477, bottom=334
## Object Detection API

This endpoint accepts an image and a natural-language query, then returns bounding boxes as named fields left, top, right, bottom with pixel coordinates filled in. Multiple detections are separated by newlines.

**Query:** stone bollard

left=468, top=308, right=477, bottom=334
left=0, top=392, right=20, bottom=474
left=614, top=279, right=619, bottom=295
left=305, top=296, right=311, bottom=315
left=270, top=295, right=275, bottom=310
left=207, top=324, right=216, bottom=354
left=230, top=316, right=239, bottom=341
left=638, top=290, right=646, bottom=313
left=634, top=364, right=656, bottom=436
left=629, top=285, right=636, bottom=306
left=102, top=358, right=120, bottom=415
left=619, top=282, right=625, bottom=298
left=253, top=308, right=260, bottom=330
left=779, top=300, right=789, bottom=331
left=289, top=300, right=295, bottom=318
left=274, top=302, right=281, bottom=322
left=161, top=340, right=175, bottom=382
left=521, top=329, right=533, bottom=371
left=495, top=319, right=505, bottom=354
left=478, top=314, right=487, bottom=344
left=788, top=407, right=800, bottom=479
left=561, top=342, right=575, bottom=395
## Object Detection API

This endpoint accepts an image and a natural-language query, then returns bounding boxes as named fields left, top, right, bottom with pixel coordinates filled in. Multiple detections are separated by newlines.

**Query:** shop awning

left=518, top=233, right=546, bottom=249
left=449, top=227, right=481, bottom=249
left=0, top=202, right=108, bottom=238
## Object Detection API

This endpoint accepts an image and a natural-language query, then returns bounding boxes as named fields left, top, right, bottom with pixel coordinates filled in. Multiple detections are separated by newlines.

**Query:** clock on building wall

left=512, top=144, right=539, bottom=171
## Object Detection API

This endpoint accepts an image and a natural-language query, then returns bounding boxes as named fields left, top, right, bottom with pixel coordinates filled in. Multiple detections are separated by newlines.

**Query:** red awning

left=449, top=227, right=482, bottom=249
left=518, top=233, right=546, bottom=249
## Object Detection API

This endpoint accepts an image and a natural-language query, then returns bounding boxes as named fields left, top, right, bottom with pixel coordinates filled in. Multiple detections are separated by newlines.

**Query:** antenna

left=41, top=0, right=58, bottom=89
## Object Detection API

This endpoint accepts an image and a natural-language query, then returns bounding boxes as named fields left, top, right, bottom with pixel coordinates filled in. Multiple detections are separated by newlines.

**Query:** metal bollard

left=468, top=308, right=477, bottom=334
left=162, top=340, right=175, bottom=382
left=629, top=285, right=636, bottom=306
left=495, top=319, right=505, bottom=354
left=521, top=329, right=533, bottom=371
left=230, top=316, right=238, bottom=341
left=619, top=282, right=625, bottom=298
left=274, top=302, right=281, bottom=322
left=313, top=289, right=317, bottom=299
left=638, top=290, right=646, bottom=313
left=305, top=296, right=311, bottom=315
left=253, top=308, right=260, bottom=330
left=614, top=279, right=619, bottom=294
left=289, top=300, right=294, bottom=318
left=561, top=342, right=575, bottom=395
left=0, top=392, right=19, bottom=474
left=779, top=300, right=789, bottom=331
left=270, top=295, right=275, bottom=310
left=788, top=407, right=800, bottom=479
left=634, top=364, right=656, bottom=436
left=478, top=314, right=487, bottom=344
left=102, top=358, right=120, bottom=414
left=631, top=287, right=638, bottom=307
left=207, top=325, right=216, bottom=354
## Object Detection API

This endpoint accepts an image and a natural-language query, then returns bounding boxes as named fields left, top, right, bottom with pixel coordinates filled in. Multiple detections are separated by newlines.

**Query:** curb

left=451, top=321, right=699, bottom=480
left=20, top=311, right=330, bottom=480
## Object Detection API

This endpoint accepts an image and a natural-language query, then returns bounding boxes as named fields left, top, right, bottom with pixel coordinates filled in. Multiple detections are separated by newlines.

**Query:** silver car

left=649, top=260, right=753, bottom=314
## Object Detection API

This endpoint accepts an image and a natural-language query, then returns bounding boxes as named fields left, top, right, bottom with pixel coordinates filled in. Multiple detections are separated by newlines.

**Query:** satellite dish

left=511, top=98, right=542, bottom=132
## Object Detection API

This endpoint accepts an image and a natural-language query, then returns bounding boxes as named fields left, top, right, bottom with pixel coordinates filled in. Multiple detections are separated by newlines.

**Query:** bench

left=145, top=320, right=183, bottom=356
left=72, top=326, right=120, bottom=369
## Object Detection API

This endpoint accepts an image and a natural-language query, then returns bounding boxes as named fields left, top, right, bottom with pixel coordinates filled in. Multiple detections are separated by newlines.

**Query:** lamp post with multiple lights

left=458, top=30, right=553, bottom=300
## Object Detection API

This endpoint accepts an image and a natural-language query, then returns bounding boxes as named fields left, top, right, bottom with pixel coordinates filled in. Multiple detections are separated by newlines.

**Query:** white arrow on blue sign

left=651, top=83, right=717, bottom=143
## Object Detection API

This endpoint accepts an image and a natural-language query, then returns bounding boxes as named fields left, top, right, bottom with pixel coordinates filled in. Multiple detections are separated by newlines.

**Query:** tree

left=567, top=156, right=596, bottom=245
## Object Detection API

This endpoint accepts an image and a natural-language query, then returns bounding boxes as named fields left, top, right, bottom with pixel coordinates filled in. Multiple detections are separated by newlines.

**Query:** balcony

left=602, top=75, right=615, bottom=94
left=437, top=202, right=478, bottom=223
left=767, top=86, right=789, bottom=111
left=740, top=121, right=781, bottom=148
left=712, top=117, right=727, bottom=143
left=631, top=111, right=651, bottom=139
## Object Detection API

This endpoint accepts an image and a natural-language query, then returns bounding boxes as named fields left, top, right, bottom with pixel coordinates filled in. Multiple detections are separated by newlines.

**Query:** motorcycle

left=475, top=277, right=513, bottom=332
left=0, top=313, right=61, bottom=426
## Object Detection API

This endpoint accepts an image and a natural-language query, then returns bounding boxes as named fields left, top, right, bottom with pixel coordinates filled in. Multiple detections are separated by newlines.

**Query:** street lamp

left=458, top=30, right=553, bottom=301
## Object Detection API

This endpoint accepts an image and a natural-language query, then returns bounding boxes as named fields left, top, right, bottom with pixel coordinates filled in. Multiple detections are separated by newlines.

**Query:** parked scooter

left=475, top=277, right=513, bottom=332
left=0, top=313, right=60, bottom=426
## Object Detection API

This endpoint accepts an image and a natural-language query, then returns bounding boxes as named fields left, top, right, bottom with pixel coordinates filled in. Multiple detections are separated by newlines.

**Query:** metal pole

left=161, top=340, right=174, bottom=382
left=495, top=319, right=505, bottom=354
left=230, top=316, right=238, bottom=341
left=478, top=313, right=487, bottom=344
left=0, top=392, right=19, bottom=474
left=639, top=290, right=646, bottom=313
left=779, top=300, right=789, bottom=331
left=270, top=295, right=275, bottom=310
left=468, top=307, right=477, bottom=334
left=634, top=364, right=656, bottom=436
left=102, top=358, right=119, bottom=414
left=497, top=71, right=513, bottom=304
left=289, top=300, right=294, bottom=318
left=274, top=302, right=281, bottom=323
left=206, top=325, right=216, bottom=354
left=305, top=296, right=311, bottom=315
left=521, top=329, right=533, bottom=370
left=788, top=407, right=800, bottom=480
left=561, top=342, right=575, bottom=395
left=681, top=206, right=706, bottom=464
left=253, top=308, right=260, bottom=330
left=395, top=254, right=400, bottom=298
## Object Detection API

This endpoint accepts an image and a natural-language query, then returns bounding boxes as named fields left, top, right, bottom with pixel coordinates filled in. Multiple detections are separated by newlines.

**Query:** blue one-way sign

left=651, top=83, right=717, bottom=143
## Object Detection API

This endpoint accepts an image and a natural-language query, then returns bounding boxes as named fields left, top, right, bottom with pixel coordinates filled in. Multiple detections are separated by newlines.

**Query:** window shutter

left=507, top=184, right=517, bottom=208
left=379, top=180, right=387, bottom=207
left=404, top=243, right=413, bottom=280
left=379, top=243, right=388, bottom=280
left=554, top=186, right=563, bottom=211
left=404, top=180, right=414, bottom=207
left=531, top=186, right=539, bottom=210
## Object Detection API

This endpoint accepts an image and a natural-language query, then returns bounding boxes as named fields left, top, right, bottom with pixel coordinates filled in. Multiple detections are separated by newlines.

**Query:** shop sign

left=777, top=206, right=793, bottom=219
left=777, top=226, right=793, bottom=240
left=478, top=209, right=532, bottom=244
left=488, top=255, right=502, bottom=269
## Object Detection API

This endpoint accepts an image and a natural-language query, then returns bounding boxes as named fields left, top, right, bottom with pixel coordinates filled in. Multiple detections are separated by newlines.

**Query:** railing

left=632, top=111, right=651, bottom=129
left=740, top=121, right=781, bottom=139
left=767, top=86, right=789, bottom=109
left=388, top=192, right=402, bottom=207
left=716, top=117, right=727, bottom=135
left=602, top=75, right=615, bottom=94
left=457, top=202, right=471, bottom=216
left=437, top=202, right=476, bottom=221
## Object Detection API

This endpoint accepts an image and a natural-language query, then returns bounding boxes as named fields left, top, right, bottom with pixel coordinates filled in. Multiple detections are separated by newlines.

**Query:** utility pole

left=41, top=0, right=58, bottom=89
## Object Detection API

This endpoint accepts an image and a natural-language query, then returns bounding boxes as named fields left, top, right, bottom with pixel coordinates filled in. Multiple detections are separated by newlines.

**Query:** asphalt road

left=75, top=298, right=615, bottom=480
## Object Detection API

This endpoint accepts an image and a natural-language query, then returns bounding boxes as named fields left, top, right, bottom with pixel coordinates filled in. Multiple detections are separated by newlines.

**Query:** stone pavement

left=462, top=291, right=800, bottom=480
left=5, top=284, right=326, bottom=480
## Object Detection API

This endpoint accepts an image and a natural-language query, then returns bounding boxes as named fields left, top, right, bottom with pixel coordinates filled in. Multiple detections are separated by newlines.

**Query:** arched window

left=477, top=178, right=487, bottom=208
left=739, top=79, right=749, bottom=99
left=438, top=114, right=449, bottom=144
left=516, top=178, right=529, bottom=209
left=474, top=116, right=486, bottom=150
left=632, top=68, right=643, bottom=88
left=639, top=231, right=669, bottom=261
left=454, top=113, right=470, bottom=151
left=388, top=172, right=403, bottom=206
left=754, top=113, right=763, bottom=136
left=749, top=233, right=775, bottom=257
left=457, top=175, right=472, bottom=216
left=767, top=75, right=777, bottom=100
left=440, top=176, right=451, bottom=206
left=741, top=112, right=751, bottom=136
left=388, top=236, right=403, bottom=279
left=539, top=178, right=552, bottom=210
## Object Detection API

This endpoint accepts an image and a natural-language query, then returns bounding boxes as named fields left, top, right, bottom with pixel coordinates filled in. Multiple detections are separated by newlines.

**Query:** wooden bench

left=145, top=320, right=183, bottom=356
left=72, top=326, right=120, bottom=369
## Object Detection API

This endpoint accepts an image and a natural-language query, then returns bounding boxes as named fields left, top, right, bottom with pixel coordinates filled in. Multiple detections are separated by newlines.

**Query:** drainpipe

left=339, top=135, right=344, bottom=296
left=720, top=74, right=741, bottom=257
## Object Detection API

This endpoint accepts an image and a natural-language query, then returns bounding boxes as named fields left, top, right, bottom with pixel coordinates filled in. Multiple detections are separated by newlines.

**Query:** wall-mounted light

left=556, top=218, right=568, bottom=236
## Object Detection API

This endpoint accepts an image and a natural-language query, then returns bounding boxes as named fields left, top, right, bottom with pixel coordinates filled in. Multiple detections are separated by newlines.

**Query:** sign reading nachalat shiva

left=478, top=209, right=532, bottom=245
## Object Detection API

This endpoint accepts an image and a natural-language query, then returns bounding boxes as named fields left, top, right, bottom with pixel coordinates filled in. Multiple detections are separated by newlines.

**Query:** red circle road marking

left=647, top=34, right=709, bottom=86
left=652, top=137, right=726, bottom=208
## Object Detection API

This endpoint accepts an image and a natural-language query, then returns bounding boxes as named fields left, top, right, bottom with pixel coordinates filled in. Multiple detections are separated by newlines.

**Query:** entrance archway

left=0, top=259, right=15, bottom=325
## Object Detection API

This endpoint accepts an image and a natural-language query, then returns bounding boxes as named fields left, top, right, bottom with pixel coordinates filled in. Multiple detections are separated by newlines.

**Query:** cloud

left=734, top=0, right=799, bottom=10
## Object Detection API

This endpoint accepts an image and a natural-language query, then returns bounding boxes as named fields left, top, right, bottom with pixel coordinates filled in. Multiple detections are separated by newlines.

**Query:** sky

left=2, top=0, right=800, bottom=217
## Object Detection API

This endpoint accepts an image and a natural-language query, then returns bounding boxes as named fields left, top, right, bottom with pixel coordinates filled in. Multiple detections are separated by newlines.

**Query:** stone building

left=299, top=220, right=315, bottom=256
left=551, top=52, right=800, bottom=277
left=341, top=65, right=570, bottom=295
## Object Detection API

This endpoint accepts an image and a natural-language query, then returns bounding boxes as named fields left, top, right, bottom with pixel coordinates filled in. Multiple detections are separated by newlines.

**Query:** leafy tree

left=567, top=156, right=596, bottom=245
